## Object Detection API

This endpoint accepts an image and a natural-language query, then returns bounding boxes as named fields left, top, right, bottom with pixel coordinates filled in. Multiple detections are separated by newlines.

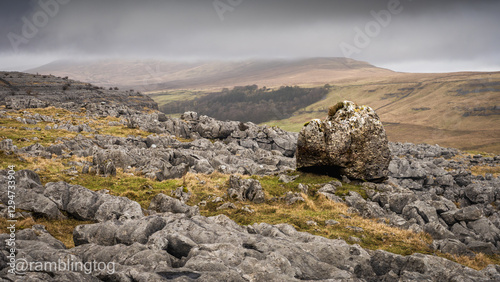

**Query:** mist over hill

left=27, top=57, right=395, bottom=91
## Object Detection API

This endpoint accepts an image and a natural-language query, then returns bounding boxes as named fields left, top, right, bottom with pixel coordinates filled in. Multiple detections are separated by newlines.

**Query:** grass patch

left=0, top=151, right=31, bottom=170
left=257, top=171, right=336, bottom=197
left=0, top=117, right=80, bottom=147
left=200, top=188, right=433, bottom=257
left=464, top=151, right=496, bottom=158
left=470, top=165, right=500, bottom=177
left=334, top=182, right=369, bottom=199
left=0, top=216, right=94, bottom=248
left=98, top=125, right=151, bottom=138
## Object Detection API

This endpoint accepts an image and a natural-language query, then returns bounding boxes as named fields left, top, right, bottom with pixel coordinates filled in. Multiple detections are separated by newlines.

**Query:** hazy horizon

left=1, top=0, right=499, bottom=73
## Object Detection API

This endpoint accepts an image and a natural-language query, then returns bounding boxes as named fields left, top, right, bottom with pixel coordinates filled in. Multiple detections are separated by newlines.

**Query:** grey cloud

left=0, top=0, right=499, bottom=72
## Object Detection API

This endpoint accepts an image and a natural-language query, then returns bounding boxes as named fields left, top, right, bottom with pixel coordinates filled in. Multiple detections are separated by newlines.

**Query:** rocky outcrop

left=337, top=143, right=500, bottom=257
left=0, top=170, right=143, bottom=222
left=128, top=111, right=298, bottom=157
left=0, top=71, right=158, bottom=115
left=296, top=101, right=391, bottom=181
left=1, top=172, right=499, bottom=281
left=1, top=109, right=298, bottom=178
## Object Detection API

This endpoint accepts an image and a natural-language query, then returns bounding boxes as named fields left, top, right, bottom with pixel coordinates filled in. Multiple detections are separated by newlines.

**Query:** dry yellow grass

left=470, top=165, right=500, bottom=177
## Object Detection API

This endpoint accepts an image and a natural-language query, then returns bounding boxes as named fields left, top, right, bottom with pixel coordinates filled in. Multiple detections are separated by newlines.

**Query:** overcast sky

left=0, top=0, right=499, bottom=72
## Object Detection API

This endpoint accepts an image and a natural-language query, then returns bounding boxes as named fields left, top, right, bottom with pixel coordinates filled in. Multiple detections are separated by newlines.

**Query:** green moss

left=335, top=183, right=368, bottom=199
left=256, top=171, right=335, bottom=198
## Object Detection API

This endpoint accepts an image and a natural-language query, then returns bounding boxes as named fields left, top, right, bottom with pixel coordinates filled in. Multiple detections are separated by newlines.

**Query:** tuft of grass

left=464, top=151, right=496, bottom=158
left=257, top=171, right=336, bottom=197
left=0, top=216, right=94, bottom=248
left=98, top=125, right=151, bottom=138
left=200, top=188, right=433, bottom=257
left=439, top=251, right=500, bottom=271
left=0, top=151, right=31, bottom=170
left=470, top=165, right=500, bottom=177
left=334, top=183, right=369, bottom=199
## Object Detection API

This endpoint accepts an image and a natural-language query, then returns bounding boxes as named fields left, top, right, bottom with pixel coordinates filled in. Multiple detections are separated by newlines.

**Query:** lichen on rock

left=296, top=101, right=391, bottom=181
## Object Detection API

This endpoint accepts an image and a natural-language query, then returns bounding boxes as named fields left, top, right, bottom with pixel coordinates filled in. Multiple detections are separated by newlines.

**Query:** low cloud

left=0, top=0, right=499, bottom=72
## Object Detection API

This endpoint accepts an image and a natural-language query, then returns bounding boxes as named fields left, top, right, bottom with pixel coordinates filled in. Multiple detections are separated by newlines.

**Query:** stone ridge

left=0, top=108, right=298, bottom=178
left=0, top=71, right=158, bottom=112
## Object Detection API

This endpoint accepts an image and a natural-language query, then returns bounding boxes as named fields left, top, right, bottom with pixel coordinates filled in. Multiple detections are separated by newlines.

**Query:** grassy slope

left=150, top=71, right=500, bottom=154
left=0, top=107, right=499, bottom=270
left=263, top=72, right=500, bottom=154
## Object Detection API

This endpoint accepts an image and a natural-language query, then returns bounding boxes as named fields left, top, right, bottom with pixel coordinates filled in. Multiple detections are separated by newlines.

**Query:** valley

left=28, top=58, right=500, bottom=153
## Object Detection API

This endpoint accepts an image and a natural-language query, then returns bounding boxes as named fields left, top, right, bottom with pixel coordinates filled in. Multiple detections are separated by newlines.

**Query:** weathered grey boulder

left=454, top=206, right=483, bottom=222
left=465, top=182, right=496, bottom=204
left=467, top=240, right=498, bottom=255
left=377, top=191, right=417, bottom=214
left=402, top=200, right=439, bottom=225
left=281, top=192, right=305, bottom=205
left=93, top=194, right=143, bottom=222
left=467, top=218, right=500, bottom=245
left=73, top=216, right=168, bottom=246
left=0, top=170, right=66, bottom=219
left=227, top=175, right=265, bottom=204
left=44, top=181, right=143, bottom=222
left=0, top=139, right=17, bottom=152
left=388, top=158, right=427, bottom=179
left=424, top=222, right=456, bottom=240
left=296, top=101, right=391, bottom=181
left=317, top=183, right=343, bottom=202
left=345, top=191, right=386, bottom=218
left=162, top=163, right=189, bottom=180
left=431, top=239, right=474, bottom=256
left=148, top=193, right=199, bottom=217
left=171, top=186, right=191, bottom=203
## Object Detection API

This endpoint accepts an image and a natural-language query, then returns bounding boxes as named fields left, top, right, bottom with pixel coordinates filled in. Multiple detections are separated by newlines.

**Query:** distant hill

left=27, top=57, right=396, bottom=91
left=264, top=71, right=500, bottom=154
left=26, top=58, right=500, bottom=154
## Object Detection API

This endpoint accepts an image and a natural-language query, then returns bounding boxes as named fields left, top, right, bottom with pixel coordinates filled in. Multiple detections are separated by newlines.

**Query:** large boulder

left=296, top=101, right=391, bottom=181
